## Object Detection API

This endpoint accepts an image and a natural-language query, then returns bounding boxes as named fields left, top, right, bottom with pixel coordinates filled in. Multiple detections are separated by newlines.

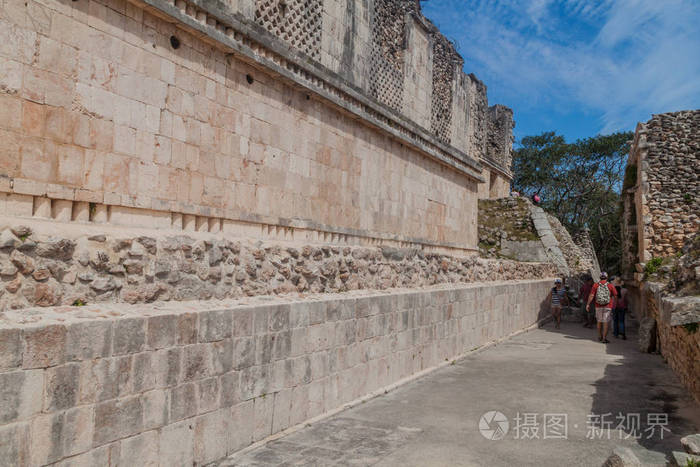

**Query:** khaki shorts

left=596, top=307, right=612, bottom=323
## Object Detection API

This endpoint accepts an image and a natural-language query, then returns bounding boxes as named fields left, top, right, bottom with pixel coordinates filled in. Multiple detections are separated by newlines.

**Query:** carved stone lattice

left=369, top=44, right=404, bottom=111
left=431, top=38, right=454, bottom=144
left=369, top=0, right=414, bottom=111
left=255, top=0, right=322, bottom=60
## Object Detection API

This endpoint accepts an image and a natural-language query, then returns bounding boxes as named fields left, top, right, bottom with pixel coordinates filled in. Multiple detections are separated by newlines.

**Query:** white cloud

left=422, top=0, right=700, bottom=135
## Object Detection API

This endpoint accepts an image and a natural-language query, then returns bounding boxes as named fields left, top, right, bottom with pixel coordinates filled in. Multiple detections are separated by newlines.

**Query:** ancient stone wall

left=546, top=214, right=598, bottom=276
left=254, top=0, right=322, bottom=60
left=622, top=110, right=699, bottom=276
left=0, top=221, right=556, bottom=311
left=0, top=0, right=504, bottom=255
left=0, top=279, right=553, bottom=465
left=477, top=197, right=599, bottom=281
left=572, top=230, right=601, bottom=280
left=429, top=36, right=459, bottom=144
left=643, top=111, right=699, bottom=257
left=621, top=111, right=700, bottom=403
left=486, top=104, right=514, bottom=173
left=642, top=283, right=700, bottom=403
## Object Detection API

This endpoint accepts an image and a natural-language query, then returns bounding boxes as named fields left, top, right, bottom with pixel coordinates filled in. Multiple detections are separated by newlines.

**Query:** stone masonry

left=622, top=110, right=699, bottom=271
left=621, top=110, right=700, bottom=404
left=0, top=280, right=553, bottom=465
left=0, top=222, right=556, bottom=311
left=0, top=0, right=563, bottom=463
left=0, top=0, right=515, bottom=257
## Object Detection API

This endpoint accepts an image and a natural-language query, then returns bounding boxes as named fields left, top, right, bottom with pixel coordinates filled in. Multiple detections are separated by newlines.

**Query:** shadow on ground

left=217, top=312, right=700, bottom=466
left=539, top=313, right=700, bottom=463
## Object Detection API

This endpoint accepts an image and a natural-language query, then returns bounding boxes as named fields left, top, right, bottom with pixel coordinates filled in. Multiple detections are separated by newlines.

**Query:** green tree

left=512, top=131, right=633, bottom=274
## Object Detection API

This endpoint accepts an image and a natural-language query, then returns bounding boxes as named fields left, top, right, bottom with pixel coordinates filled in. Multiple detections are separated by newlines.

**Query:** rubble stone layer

left=0, top=225, right=556, bottom=311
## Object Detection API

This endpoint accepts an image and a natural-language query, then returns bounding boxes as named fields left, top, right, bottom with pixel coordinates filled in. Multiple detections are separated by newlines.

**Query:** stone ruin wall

left=621, top=110, right=700, bottom=404
left=622, top=110, right=699, bottom=275
left=642, top=284, right=700, bottom=403
left=0, top=0, right=553, bottom=463
left=0, top=0, right=516, bottom=268
left=0, top=220, right=556, bottom=311
left=486, top=105, right=515, bottom=174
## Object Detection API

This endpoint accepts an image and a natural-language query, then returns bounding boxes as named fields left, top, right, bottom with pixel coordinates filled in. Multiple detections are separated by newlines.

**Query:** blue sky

left=421, top=0, right=700, bottom=143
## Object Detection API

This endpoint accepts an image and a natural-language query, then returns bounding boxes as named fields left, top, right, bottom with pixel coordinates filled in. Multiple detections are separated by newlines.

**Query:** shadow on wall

left=537, top=297, right=550, bottom=323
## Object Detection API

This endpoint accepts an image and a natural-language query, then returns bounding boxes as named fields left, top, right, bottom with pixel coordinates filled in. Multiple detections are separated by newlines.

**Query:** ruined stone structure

left=0, top=0, right=539, bottom=464
left=622, top=110, right=699, bottom=272
left=478, top=197, right=599, bottom=279
left=621, top=110, right=700, bottom=403
left=0, top=0, right=514, bottom=265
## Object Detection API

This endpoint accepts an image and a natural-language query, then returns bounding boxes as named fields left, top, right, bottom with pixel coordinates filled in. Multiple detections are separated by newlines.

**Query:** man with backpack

left=586, top=272, right=618, bottom=343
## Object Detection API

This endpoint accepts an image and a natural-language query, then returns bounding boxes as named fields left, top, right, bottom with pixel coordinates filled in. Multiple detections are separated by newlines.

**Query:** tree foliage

left=512, top=131, right=633, bottom=274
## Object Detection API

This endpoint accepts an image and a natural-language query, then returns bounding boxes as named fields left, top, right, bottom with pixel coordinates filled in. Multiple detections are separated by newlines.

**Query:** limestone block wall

left=486, top=104, right=514, bottom=173
left=476, top=168, right=509, bottom=200
left=228, top=0, right=515, bottom=171
left=0, top=0, right=498, bottom=253
left=402, top=13, right=432, bottom=131
left=0, top=278, right=553, bottom=466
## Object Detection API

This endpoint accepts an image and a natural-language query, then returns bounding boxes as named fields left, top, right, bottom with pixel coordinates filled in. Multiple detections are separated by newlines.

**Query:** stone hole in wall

left=255, top=0, right=322, bottom=60
left=431, top=38, right=455, bottom=144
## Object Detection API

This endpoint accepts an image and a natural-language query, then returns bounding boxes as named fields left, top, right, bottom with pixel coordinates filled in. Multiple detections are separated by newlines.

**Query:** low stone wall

left=0, top=222, right=556, bottom=311
left=0, top=279, right=552, bottom=465
left=641, top=283, right=700, bottom=403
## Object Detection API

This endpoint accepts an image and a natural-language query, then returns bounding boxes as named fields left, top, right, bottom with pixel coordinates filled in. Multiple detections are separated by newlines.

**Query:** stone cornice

left=131, top=0, right=487, bottom=182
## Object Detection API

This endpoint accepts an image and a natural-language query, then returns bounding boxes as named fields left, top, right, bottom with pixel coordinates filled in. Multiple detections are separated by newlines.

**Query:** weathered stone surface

left=93, top=396, right=143, bottom=445
left=0, top=328, right=21, bottom=371
left=66, top=321, right=112, bottom=361
left=672, top=451, right=700, bottom=467
left=681, top=434, right=700, bottom=455
left=10, top=250, right=34, bottom=275
left=44, top=363, right=81, bottom=411
left=113, top=318, right=146, bottom=355
left=0, top=279, right=555, bottom=465
left=0, top=370, right=43, bottom=423
left=22, top=324, right=67, bottom=368
left=35, top=239, right=76, bottom=261
left=638, top=316, right=658, bottom=353
left=0, top=230, right=21, bottom=250
left=0, top=232, right=556, bottom=311
left=199, top=309, right=233, bottom=342
left=0, top=423, right=30, bottom=465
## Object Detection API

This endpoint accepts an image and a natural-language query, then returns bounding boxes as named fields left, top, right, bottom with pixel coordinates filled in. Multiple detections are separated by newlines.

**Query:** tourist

left=532, top=193, right=541, bottom=205
left=579, top=275, right=594, bottom=327
left=587, top=272, right=618, bottom=343
left=548, top=278, right=568, bottom=329
left=613, top=277, right=628, bottom=340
